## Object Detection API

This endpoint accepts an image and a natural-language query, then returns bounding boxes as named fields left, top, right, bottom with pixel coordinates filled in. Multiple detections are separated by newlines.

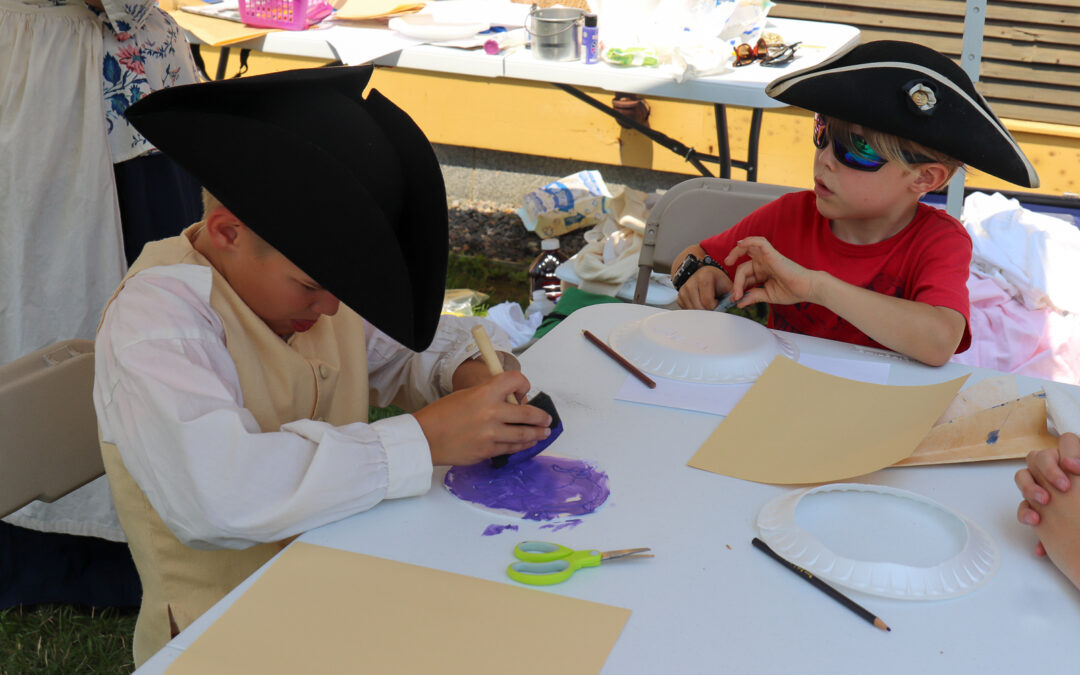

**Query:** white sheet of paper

left=317, top=24, right=424, bottom=65
left=615, top=353, right=891, bottom=416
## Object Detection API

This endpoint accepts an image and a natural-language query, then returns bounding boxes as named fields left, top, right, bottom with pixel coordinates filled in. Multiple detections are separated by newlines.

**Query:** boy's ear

left=203, top=206, right=244, bottom=251
left=911, top=162, right=952, bottom=195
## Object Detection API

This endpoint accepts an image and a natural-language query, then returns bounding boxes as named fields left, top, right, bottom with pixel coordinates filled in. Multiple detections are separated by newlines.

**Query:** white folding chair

left=0, top=339, right=102, bottom=519
left=632, top=177, right=800, bottom=304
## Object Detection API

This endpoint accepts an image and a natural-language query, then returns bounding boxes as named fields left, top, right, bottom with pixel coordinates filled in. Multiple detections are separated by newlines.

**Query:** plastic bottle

left=582, top=13, right=599, bottom=64
left=524, top=289, right=557, bottom=319
left=528, top=238, right=567, bottom=302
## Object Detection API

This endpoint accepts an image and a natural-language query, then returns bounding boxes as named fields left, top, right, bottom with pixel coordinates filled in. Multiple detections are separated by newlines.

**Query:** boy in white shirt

left=94, top=65, right=551, bottom=665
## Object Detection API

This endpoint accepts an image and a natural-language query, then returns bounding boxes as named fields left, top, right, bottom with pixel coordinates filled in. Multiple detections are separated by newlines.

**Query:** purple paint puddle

left=445, top=456, right=610, bottom=521
left=482, top=524, right=519, bottom=536
left=540, top=519, right=583, bottom=532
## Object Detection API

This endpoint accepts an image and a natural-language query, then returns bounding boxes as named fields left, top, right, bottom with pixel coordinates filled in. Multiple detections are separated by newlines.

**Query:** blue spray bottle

left=582, top=13, right=599, bottom=64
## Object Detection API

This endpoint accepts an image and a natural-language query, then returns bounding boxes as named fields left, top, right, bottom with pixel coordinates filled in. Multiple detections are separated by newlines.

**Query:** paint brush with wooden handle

left=470, top=324, right=563, bottom=468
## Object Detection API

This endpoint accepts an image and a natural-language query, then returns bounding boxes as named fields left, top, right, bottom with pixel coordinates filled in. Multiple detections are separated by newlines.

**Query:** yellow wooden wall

left=195, top=47, right=1080, bottom=197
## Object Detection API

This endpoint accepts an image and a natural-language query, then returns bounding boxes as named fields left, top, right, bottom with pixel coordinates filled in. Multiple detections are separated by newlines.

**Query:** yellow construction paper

left=166, top=542, right=631, bottom=675
left=687, top=356, right=968, bottom=484
left=169, top=10, right=273, bottom=47
left=896, top=392, right=1057, bottom=467
left=335, top=0, right=425, bottom=20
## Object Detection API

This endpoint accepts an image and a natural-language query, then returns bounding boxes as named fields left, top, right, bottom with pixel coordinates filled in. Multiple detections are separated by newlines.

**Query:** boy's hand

left=676, top=266, right=732, bottom=311
left=415, top=371, right=552, bottom=467
left=451, top=358, right=505, bottom=392
left=724, top=236, right=817, bottom=307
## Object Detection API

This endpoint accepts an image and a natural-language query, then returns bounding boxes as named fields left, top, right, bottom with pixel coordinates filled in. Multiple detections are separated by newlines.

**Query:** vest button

left=318, top=364, right=330, bottom=379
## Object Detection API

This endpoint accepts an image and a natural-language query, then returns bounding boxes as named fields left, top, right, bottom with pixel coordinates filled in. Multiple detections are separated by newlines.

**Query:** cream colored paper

left=167, top=542, right=631, bottom=675
left=687, top=357, right=967, bottom=484
left=896, top=392, right=1057, bottom=466
left=335, top=0, right=425, bottom=20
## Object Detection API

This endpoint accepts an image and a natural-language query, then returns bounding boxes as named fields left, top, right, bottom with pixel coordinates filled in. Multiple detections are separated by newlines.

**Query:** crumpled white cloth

left=962, top=191, right=1080, bottom=314
left=484, top=301, right=543, bottom=349
left=1045, top=381, right=1080, bottom=437
left=571, top=188, right=653, bottom=295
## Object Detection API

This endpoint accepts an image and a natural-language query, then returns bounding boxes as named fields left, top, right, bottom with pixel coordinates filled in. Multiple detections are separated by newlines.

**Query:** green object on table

left=507, top=541, right=653, bottom=586
left=534, top=286, right=623, bottom=339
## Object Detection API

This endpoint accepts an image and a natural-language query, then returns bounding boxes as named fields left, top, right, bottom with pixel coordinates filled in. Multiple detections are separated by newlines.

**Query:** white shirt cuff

left=373, top=414, right=434, bottom=498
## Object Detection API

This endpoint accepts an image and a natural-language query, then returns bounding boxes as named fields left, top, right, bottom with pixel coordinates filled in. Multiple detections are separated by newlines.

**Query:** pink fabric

left=951, top=273, right=1080, bottom=385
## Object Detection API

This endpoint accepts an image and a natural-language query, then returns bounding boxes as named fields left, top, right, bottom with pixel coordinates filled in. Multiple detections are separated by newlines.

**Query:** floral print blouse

left=30, top=0, right=200, bottom=163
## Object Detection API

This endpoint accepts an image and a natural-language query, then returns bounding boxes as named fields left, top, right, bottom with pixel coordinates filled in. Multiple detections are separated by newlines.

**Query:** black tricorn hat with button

left=765, top=40, right=1039, bottom=188
left=124, top=65, right=448, bottom=351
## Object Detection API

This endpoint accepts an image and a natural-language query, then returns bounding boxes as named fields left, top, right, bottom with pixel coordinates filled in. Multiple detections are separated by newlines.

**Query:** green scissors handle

left=513, top=541, right=595, bottom=563
left=508, top=551, right=601, bottom=586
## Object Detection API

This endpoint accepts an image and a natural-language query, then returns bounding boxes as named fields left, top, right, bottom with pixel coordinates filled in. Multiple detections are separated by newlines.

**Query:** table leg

left=215, top=47, right=232, bottom=81
left=713, top=104, right=731, bottom=179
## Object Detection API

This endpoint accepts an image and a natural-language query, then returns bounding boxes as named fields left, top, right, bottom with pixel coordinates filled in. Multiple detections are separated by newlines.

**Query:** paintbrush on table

left=470, top=324, right=563, bottom=468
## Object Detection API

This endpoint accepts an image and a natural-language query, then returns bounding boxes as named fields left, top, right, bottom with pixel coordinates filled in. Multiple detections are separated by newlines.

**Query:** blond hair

left=825, top=117, right=964, bottom=182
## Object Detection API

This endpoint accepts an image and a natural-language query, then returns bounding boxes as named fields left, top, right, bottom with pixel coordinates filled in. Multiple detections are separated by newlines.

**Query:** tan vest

left=100, top=225, right=371, bottom=666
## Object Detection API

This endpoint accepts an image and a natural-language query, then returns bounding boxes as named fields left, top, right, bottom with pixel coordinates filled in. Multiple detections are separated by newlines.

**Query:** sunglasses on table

left=733, top=38, right=801, bottom=67
left=812, top=114, right=935, bottom=172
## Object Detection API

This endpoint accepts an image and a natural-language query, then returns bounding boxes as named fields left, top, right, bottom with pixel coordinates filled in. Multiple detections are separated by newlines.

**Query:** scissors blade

left=600, top=548, right=653, bottom=562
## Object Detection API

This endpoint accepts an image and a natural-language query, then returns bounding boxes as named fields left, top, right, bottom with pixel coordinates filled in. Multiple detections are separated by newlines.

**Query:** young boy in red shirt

left=674, top=41, right=1039, bottom=366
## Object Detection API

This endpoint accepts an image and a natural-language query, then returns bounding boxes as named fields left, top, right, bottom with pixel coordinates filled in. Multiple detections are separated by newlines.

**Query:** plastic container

left=582, top=13, right=599, bottom=64
left=239, top=0, right=332, bottom=30
left=525, top=290, right=557, bottom=319
left=528, top=238, right=567, bottom=302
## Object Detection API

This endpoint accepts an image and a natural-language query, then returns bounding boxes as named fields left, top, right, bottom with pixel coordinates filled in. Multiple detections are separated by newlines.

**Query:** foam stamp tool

left=470, top=325, right=563, bottom=468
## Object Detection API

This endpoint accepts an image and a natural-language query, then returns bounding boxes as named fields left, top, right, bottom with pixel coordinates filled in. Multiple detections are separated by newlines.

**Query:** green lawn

left=0, top=253, right=528, bottom=674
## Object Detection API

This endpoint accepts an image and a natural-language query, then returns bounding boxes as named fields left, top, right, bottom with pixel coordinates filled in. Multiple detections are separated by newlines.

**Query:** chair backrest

left=633, top=177, right=800, bottom=304
left=0, top=339, right=102, bottom=519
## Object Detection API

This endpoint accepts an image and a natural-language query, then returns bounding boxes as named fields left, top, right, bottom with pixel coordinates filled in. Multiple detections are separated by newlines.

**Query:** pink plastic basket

left=238, top=0, right=333, bottom=30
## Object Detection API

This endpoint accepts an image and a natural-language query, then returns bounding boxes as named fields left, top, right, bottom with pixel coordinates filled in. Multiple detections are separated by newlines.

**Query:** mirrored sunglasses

left=733, top=39, right=801, bottom=68
left=812, top=114, right=934, bottom=172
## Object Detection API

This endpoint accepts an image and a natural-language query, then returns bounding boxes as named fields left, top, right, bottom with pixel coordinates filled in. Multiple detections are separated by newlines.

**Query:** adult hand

left=415, top=371, right=551, bottom=467
left=1016, top=433, right=1080, bottom=557
left=676, top=266, right=731, bottom=311
left=724, top=236, right=817, bottom=307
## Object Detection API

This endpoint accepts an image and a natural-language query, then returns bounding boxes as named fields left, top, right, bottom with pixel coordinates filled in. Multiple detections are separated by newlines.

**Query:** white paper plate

left=388, top=15, right=489, bottom=41
left=607, top=310, right=797, bottom=383
left=756, top=483, right=999, bottom=600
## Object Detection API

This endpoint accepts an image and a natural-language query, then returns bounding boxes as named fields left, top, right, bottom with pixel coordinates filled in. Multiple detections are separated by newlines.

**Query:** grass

left=0, top=605, right=136, bottom=675
left=0, top=252, right=528, bottom=674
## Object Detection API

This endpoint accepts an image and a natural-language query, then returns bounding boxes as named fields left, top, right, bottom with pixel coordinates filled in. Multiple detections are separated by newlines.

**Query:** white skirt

left=1, top=1, right=127, bottom=541
left=0, top=0, right=126, bottom=366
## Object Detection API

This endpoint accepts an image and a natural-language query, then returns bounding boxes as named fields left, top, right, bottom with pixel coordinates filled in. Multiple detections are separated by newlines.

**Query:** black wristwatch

left=671, top=253, right=727, bottom=291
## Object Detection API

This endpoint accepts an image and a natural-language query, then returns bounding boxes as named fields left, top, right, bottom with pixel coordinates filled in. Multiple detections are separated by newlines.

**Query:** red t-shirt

left=700, top=191, right=972, bottom=353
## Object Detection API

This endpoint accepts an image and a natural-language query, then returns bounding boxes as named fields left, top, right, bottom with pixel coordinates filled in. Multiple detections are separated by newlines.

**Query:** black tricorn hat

left=124, top=65, right=448, bottom=352
left=766, top=41, right=1039, bottom=188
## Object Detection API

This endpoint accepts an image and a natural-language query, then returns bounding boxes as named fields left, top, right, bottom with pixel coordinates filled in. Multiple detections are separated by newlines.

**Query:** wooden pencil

left=751, top=537, right=891, bottom=633
left=582, top=329, right=656, bottom=389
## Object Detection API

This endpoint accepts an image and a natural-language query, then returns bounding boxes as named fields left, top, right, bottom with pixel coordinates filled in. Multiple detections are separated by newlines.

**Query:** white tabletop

left=197, top=17, right=858, bottom=106
left=139, top=303, right=1079, bottom=675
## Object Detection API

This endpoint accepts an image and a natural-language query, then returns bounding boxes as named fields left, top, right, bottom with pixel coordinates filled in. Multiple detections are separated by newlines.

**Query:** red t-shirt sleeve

left=905, top=210, right=973, bottom=353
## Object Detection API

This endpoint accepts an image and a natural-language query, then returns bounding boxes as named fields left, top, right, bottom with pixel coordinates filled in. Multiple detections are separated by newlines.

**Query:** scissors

left=507, top=541, right=653, bottom=586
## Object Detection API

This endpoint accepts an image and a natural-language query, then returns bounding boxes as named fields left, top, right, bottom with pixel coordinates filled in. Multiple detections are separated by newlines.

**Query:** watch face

left=672, top=254, right=701, bottom=290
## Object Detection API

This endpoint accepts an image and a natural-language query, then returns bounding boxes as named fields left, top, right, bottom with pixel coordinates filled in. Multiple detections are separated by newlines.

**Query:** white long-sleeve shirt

left=94, top=263, right=513, bottom=549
